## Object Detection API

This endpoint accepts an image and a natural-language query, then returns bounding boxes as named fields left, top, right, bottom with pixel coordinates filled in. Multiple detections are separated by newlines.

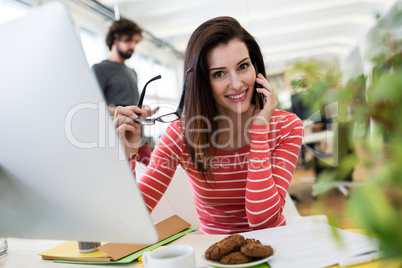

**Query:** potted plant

left=289, top=3, right=402, bottom=259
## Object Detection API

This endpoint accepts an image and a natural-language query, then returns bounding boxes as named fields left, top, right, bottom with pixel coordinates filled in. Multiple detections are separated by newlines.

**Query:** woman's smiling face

left=207, top=39, right=256, bottom=117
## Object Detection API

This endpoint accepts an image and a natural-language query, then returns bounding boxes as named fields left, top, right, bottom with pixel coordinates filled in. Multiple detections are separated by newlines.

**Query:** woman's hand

left=143, top=105, right=159, bottom=117
left=252, top=73, right=278, bottom=125
left=109, top=105, right=147, bottom=159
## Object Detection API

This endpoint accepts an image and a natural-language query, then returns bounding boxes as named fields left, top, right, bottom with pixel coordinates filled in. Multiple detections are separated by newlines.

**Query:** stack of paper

left=241, top=222, right=380, bottom=268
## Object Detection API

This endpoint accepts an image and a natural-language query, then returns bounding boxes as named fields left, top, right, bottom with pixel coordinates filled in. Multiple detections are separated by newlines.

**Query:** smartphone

left=253, top=61, right=264, bottom=109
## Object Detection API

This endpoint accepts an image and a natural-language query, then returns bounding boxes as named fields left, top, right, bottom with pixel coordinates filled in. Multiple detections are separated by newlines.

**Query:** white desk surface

left=303, top=130, right=334, bottom=145
left=1, top=232, right=397, bottom=268
left=0, top=234, right=226, bottom=268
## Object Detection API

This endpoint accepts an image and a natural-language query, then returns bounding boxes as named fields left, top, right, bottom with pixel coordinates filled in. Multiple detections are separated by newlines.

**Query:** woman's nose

left=228, top=72, right=242, bottom=90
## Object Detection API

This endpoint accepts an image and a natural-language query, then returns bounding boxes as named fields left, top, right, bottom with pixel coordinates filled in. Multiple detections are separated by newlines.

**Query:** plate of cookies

left=202, top=234, right=274, bottom=268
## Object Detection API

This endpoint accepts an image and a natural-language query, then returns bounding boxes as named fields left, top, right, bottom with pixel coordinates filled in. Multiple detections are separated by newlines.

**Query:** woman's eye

left=213, top=71, right=224, bottom=79
left=239, top=63, right=249, bottom=70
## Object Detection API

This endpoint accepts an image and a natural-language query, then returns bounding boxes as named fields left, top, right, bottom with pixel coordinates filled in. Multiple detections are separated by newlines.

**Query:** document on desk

left=241, top=222, right=379, bottom=268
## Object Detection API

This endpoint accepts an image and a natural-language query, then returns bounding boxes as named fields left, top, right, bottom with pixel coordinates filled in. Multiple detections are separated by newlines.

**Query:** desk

left=300, top=130, right=334, bottom=170
left=303, top=130, right=334, bottom=145
left=0, top=234, right=223, bottom=268
left=0, top=234, right=400, bottom=268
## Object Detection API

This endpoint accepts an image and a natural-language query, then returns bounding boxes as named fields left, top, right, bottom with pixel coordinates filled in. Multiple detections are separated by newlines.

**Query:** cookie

left=220, top=251, right=251, bottom=264
left=224, top=234, right=247, bottom=250
left=244, top=238, right=262, bottom=245
left=240, top=243, right=274, bottom=258
left=205, top=242, right=232, bottom=261
left=204, top=234, right=246, bottom=260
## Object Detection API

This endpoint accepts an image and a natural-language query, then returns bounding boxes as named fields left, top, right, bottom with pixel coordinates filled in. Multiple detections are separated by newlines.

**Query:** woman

left=113, top=16, right=304, bottom=234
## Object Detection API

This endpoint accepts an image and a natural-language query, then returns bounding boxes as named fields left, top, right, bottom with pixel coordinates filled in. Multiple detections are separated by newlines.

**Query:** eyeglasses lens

left=158, top=113, right=179, bottom=123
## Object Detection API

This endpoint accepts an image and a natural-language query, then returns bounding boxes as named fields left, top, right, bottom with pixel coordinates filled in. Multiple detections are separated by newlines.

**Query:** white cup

left=142, top=244, right=195, bottom=268
left=0, top=238, right=8, bottom=258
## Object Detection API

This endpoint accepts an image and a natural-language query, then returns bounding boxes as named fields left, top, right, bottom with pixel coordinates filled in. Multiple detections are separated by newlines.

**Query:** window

left=79, top=27, right=106, bottom=67
left=0, top=0, right=30, bottom=24
left=153, top=61, right=179, bottom=99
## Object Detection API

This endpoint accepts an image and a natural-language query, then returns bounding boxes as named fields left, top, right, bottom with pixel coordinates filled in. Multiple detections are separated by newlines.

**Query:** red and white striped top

left=135, top=109, right=303, bottom=234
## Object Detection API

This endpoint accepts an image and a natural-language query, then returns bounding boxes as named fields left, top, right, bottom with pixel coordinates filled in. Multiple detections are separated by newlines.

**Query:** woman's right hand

left=251, top=74, right=278, bottom=125
left=108, top=105, right=147, bottom=159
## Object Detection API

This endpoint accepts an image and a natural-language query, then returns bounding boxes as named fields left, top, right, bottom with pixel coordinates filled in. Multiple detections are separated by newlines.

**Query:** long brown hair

left=183, top=16, right=266, bottom=181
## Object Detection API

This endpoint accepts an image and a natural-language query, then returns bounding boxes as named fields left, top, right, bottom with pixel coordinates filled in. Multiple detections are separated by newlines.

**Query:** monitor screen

left=290, top=93, right=312, bottom=121
left=0, top=2, right=158, bottom=244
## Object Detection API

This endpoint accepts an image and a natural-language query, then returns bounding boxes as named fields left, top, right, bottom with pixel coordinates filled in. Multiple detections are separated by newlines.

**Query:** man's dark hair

left=105, top=17, right=142, bottom=50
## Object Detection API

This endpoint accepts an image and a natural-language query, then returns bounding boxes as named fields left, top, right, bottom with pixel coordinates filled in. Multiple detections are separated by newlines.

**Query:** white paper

left=241, top=222, right=379, bottom=268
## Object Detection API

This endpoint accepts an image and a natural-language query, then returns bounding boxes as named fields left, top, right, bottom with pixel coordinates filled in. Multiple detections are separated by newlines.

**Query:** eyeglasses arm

left=176, top=68, right=193, bottom=115
left=136, top=75, right=162, bottom=109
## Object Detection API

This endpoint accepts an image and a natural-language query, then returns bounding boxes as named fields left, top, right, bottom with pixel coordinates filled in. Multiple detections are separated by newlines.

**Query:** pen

left=339, top=252, right=381, bottom=267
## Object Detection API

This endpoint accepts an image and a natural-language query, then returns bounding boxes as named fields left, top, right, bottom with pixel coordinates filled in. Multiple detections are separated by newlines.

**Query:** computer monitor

left=0, top=2, right=158, bottom=244
left=290, top=92, right=312, bottom=121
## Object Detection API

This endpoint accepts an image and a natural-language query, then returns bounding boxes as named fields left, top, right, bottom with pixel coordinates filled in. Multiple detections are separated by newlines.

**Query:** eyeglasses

left=134, top=68, right=193, bottom=125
